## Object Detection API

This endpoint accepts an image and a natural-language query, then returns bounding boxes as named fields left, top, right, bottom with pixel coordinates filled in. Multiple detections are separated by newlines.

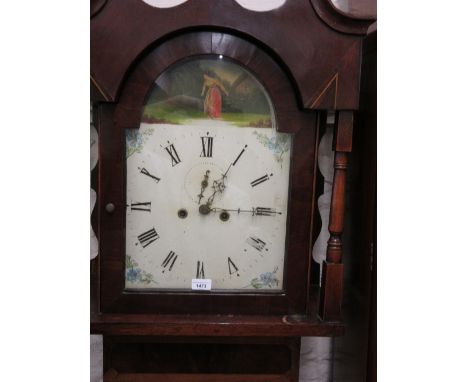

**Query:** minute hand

left=211, top=207, right=282, bottom=216
left=217, top=143, right=247, bottom=182
left=204, top=145, right=248, bottom=208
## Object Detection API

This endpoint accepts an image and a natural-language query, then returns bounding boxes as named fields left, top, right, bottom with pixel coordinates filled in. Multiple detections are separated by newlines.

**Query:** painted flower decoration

left=253, top=131, right=290, bottom=165
left=126, top=255, right=157, bottom=285
left=126, top=267, right=141, bottom=283
left=249, top=266, right=280, bottom=289
left=126, top=128, right=154, bottom=158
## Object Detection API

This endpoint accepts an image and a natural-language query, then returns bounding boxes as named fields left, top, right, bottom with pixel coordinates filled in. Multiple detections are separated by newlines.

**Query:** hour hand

left=197, top=170, right=210, bottom=204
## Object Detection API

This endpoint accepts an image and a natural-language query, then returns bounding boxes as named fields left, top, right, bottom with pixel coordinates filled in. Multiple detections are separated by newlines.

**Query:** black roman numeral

left=164, top=142, right=181, bottom=166
left=137, top=228, right=159, bottom=248
left=196, top=261, right=205, bottom=279
left=247, top=236, right=267, bottom=252
left=200, top=135, right=213, bottom=157
left=251, top=173, right=273, bottom=187
left=161, top=251, right=178, bottom=272
left=227, top=257, right=239, bottom=276
left=254, top=207, right=281, bottom=216
left=233, top=145, right=247, bottom=166
left=130, top=202, right=151, bottom=212
left=139, top=167, right=160, bottom=182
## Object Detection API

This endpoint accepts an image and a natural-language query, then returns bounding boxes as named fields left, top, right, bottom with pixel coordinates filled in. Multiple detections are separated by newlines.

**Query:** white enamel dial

left=125, top=121, right=291, bottom=291
left=124, top=56, right=292, bottom=291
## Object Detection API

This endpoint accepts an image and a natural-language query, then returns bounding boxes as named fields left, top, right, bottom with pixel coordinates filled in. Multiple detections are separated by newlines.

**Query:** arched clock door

left=99, top=33, right=318, bottom=316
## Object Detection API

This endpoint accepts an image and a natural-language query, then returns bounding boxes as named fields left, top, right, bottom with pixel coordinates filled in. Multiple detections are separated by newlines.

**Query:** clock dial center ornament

left=198, top=204, right=211, bottom=215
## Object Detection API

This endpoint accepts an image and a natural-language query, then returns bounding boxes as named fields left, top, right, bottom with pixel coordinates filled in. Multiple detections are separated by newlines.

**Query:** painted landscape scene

left=142, top=57, right=274, bottom=128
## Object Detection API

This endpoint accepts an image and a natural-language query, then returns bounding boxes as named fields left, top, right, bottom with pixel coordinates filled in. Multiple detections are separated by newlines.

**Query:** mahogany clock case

left=97, top=32, right=320, bottom=316
left=90, top=2, right=376, bottom=381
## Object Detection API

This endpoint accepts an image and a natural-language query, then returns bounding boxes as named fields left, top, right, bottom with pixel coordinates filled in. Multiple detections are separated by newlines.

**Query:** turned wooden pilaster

left=326, top=151, right=349, bottom=264
left=319, top=111, right=353, bottom=322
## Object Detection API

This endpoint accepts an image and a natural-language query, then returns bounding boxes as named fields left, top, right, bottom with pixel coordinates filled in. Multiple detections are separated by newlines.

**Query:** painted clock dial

left=125, top=57, right=292, bottom=291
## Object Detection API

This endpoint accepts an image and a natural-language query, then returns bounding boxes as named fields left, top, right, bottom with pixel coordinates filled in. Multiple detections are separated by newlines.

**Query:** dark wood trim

left=91, top=76, right=111, bottom=102
left=92, top=313, right=344, bottom=337
left=318, top=262, right=343, bottom=321
left=333, top=111, right=354, bottom=153
left=91, top=0, right=107, bottom=18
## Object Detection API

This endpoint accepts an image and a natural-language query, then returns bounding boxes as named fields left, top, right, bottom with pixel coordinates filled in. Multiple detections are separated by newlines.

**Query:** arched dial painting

left=125, top=56, right=292, bottom=292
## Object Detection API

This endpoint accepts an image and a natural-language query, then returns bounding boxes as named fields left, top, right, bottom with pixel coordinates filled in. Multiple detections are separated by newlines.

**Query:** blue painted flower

left=125, top=255, right=157, bottom=285
left=126, top=267, right=141, bottom=282
left=126, top=130, right=142, bottom=148
left=259, top=272, right=279, bottom=287
left=260, top=272, right=272, bottom=282
left=267, top=138, right=276, bottom=150
left=125, top=127, right=155, bottom=159
left=248, top=266, right=280, bottom=289
left=253, top=131, right=290, bottom=165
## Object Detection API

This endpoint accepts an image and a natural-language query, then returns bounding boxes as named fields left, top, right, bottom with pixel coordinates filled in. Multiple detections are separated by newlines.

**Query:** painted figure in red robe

left=201, top=72, right=229, bottom=118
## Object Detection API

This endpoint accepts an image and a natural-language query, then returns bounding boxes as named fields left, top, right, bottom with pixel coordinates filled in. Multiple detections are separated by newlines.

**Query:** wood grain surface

left=90, top=0, right=374, bottom=109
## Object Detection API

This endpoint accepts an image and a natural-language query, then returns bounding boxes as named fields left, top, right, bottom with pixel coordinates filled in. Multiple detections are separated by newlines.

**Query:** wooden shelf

left=104, top=369, right=292, bottom=382
left=91, top=284, right=344, bottom=337
left=91, top=311, right=344, bottom=337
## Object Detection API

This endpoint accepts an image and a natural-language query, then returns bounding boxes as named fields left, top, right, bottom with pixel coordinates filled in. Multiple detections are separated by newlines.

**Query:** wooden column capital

left=333, top=111, right=353, bottom=152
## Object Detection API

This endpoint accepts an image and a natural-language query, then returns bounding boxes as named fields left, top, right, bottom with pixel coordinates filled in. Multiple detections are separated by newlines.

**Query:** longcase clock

left=91, top=1, right=375, bottom=380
